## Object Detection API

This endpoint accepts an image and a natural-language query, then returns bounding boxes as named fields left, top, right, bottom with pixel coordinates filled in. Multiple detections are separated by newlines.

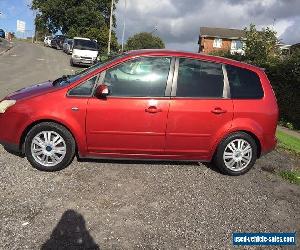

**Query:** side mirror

left=95, top=84, right=110, bottom=98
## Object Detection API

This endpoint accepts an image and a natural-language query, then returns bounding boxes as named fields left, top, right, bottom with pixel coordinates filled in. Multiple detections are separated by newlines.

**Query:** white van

left=70, top=37, right=99, bottom=66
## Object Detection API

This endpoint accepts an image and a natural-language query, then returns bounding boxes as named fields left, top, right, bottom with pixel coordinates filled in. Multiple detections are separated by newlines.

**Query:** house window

left=231, top=40, right=243, bottom=50
left=213, top=38, right=222, bottom=48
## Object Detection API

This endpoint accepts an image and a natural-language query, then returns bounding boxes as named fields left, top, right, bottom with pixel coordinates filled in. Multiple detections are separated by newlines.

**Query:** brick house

left=198, top=27, right=246, bottom=55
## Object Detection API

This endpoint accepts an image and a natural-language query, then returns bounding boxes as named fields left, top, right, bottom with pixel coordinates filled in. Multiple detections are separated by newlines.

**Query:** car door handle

left=145, top=106, right=162, bottom=113
left=211, top=107, right=227, bottom=114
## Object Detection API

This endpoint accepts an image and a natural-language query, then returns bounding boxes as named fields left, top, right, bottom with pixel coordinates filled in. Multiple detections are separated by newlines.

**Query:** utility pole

left=121, top=0, right=127, bottom=52
left=107, top=0, right=114, bottom=55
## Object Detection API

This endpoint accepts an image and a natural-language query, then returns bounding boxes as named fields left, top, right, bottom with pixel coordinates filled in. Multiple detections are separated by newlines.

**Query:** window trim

left=171, top=57, right=230, bottom=99
left=94, top=56, right=176, bottom=99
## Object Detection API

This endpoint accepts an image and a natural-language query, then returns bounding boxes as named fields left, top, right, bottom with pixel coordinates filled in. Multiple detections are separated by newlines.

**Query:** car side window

left=103, top=57, right=171, bottom=97
left=68, top=75, right=98, bottom=96
left=176, top=58, right=224, bottom=98
left=226, top=65, right=264, bottom=99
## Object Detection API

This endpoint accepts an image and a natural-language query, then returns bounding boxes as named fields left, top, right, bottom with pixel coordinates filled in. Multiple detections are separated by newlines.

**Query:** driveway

left=0, top=42, right=299, bottom=249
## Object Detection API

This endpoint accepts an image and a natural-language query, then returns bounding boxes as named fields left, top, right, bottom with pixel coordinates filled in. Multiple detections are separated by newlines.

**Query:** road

left=0, top=42, right=299, bottom=249
left=0, top=41, right=74, bottom=99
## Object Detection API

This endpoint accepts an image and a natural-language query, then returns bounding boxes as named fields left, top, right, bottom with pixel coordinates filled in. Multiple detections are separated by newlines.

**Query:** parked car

left=44, top=36, right=52, bottom=47
left=0, top=50, right=278, bottom=175
left=51, top=35, right=65, bottom=49
left=63, top=38, right=73, bottom=54
left=0, top=29, right=5, bottom=39
left=70, top=37, right=99, bottom=66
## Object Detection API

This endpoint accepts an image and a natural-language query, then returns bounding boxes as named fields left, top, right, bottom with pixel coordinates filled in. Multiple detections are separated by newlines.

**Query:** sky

left=0, top=0, right=34, bottom=37
left=0, top=0, right=299, bottom=51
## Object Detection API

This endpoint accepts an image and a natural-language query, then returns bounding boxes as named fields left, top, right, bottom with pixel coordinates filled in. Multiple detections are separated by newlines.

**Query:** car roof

left=124, top=49, right=261, bottom=71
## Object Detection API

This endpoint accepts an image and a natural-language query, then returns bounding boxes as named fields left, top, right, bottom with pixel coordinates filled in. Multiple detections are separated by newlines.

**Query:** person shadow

left=41, top=209, right=100, bottom=250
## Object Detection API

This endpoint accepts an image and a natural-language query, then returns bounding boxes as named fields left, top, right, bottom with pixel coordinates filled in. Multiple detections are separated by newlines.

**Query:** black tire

left=25, top=122, right=76, bottom=172
left=213, top=132, right=258, bottom=176
left=70, top=59, right=75, bottom=67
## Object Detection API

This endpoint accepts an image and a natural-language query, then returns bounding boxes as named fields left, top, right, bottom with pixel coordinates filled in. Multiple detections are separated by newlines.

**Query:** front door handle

left=145, top=106, right=162, bottom=113
left=211, top=107, right=227, bottom=114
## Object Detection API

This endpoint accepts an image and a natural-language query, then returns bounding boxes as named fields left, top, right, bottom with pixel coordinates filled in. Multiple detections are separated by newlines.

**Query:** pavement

left=0, top=41, right=300, bottom=249
left=0, top=38, right=12, bottom=55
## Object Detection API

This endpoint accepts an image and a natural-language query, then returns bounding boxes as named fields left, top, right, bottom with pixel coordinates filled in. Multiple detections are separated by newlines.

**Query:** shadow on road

left=77, top=157, right=221, bottom=173
left=41, top=209, right=100, bottom=250
left=77, top=157, right=198, bottom=166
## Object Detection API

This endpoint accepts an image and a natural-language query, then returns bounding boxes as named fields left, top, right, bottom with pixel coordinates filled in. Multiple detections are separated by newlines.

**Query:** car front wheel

left=25, top=122, right=76, bottom=171
left=214, top=132, right=257, bottom=175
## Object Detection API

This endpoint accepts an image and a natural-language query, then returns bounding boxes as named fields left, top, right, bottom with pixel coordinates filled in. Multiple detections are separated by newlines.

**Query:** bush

left=266, top=51, right=300, bottom=129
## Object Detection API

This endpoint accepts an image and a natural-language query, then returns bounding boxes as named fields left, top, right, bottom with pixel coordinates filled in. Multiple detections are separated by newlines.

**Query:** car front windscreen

left=73, top=39, right=98, bottom=51
left=57, top=54, right=125, bottom=87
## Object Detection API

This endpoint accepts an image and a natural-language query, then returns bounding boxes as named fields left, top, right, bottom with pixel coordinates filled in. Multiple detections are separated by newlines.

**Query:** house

left=278, top=43, right=291, bottom=56
left=198, top=27, right=246, bottom=55
left=291, top=43, right=300, bottom=53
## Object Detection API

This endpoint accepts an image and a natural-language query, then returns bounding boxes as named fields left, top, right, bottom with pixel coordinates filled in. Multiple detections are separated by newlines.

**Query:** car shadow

left=3, top=146, right=25, bottom=158
left=77, top=157, right=198, bottom=167
left=41, top=209, right=100, bottom=250
left=77, top=158, right=221, bottom=173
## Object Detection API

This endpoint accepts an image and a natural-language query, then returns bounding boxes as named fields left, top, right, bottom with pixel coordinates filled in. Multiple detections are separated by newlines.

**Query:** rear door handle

left=145, top=106, right=162, bottom=113
left=211, top=107, right=227, bottom=114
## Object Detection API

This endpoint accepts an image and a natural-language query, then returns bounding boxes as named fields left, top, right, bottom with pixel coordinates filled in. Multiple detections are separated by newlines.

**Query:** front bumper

left=72, top=57, right=96, bottom=66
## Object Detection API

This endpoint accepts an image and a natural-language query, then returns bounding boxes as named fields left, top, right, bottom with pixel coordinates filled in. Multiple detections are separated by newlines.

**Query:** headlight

left=0, top=100, right=16, bottom=113
left=72, top=55, right=80, bottom=58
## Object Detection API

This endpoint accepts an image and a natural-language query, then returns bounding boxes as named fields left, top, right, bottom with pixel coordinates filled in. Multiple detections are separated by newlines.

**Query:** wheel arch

left=19, top=119, right=78, bottom=154
left=211, top=129, right=262, bottom=160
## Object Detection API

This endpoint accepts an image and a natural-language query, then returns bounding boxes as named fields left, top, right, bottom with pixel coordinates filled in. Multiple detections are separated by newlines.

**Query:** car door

left=85, top=56, right=175, bottom=157
left=165, top=57, right=234, bottom=160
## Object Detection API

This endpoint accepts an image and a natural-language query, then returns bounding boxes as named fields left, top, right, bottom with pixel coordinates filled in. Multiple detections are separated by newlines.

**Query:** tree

left=126, top=32, right=165, bottom=50
left=31, top=0, right=119, bottom=53
left=243, top=24, right=280, bottom=67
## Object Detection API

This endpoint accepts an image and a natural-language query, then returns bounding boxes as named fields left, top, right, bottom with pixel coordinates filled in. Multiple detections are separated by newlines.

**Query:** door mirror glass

left=95, top=84, right=110, bottom=98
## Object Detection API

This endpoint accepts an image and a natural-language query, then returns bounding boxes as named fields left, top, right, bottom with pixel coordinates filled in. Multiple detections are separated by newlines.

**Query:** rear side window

left=176, top=58, right=224, bottom=98
left=226, top=65, right=264, bottom=99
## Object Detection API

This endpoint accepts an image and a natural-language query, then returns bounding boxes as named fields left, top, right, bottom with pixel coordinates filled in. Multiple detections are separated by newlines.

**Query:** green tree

left=31, top=0, right=119, bottom=53
left=126, top=32, right=165, bottom=50
left=243, top=24, right=280, bottom=67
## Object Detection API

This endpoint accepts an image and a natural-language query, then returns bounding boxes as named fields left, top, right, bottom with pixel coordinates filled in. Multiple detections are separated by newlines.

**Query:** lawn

left=276, top=130, right=300, bottom=155
left=276, top=130, right=300, bottom=185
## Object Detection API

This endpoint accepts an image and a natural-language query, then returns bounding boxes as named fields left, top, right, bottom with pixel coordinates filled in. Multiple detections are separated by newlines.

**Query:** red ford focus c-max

left=0, top=50, right=278, bottom=175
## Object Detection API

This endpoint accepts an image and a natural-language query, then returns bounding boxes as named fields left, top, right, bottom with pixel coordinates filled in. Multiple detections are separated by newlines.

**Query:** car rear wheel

left=213, top=132, right=257, bottom=175
left=25, top=122, right=76, bottom=171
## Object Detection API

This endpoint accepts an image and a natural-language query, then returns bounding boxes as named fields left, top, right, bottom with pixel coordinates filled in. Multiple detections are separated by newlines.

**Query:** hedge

left=266, top=51, right=300, bottom=129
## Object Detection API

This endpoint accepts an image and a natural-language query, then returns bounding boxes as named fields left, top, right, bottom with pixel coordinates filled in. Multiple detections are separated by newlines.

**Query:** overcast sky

left=115, top=0, right=300, bottom=52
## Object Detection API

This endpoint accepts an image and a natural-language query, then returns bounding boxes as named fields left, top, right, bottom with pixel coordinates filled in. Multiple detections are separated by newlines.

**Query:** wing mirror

left=95, top=84, right=110, bottom=98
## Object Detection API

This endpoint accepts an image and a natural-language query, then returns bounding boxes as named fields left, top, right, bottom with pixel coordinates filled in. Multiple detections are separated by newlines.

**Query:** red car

left=0, top=50, right=278, bottom=175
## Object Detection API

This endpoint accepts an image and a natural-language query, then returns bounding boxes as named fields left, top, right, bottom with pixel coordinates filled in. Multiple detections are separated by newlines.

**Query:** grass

left=276, top=130, right=300, bottom=155
left=276, top=130, right=300, bottom=185
left=279, top=170, right=300, bottom=185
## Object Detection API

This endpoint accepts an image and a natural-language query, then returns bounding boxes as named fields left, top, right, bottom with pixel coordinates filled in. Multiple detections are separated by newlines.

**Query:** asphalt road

left=0, top=41, right=74, bottom=99
left=0, top=41, right=299, bottom=249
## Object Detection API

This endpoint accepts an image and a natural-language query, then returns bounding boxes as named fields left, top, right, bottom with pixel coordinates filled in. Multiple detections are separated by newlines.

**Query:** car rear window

left=226, top=65, right=264, bottom=99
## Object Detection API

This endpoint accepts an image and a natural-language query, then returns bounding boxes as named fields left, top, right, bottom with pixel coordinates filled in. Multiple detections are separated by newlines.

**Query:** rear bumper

left=260, top=134, right=277, bottom=156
